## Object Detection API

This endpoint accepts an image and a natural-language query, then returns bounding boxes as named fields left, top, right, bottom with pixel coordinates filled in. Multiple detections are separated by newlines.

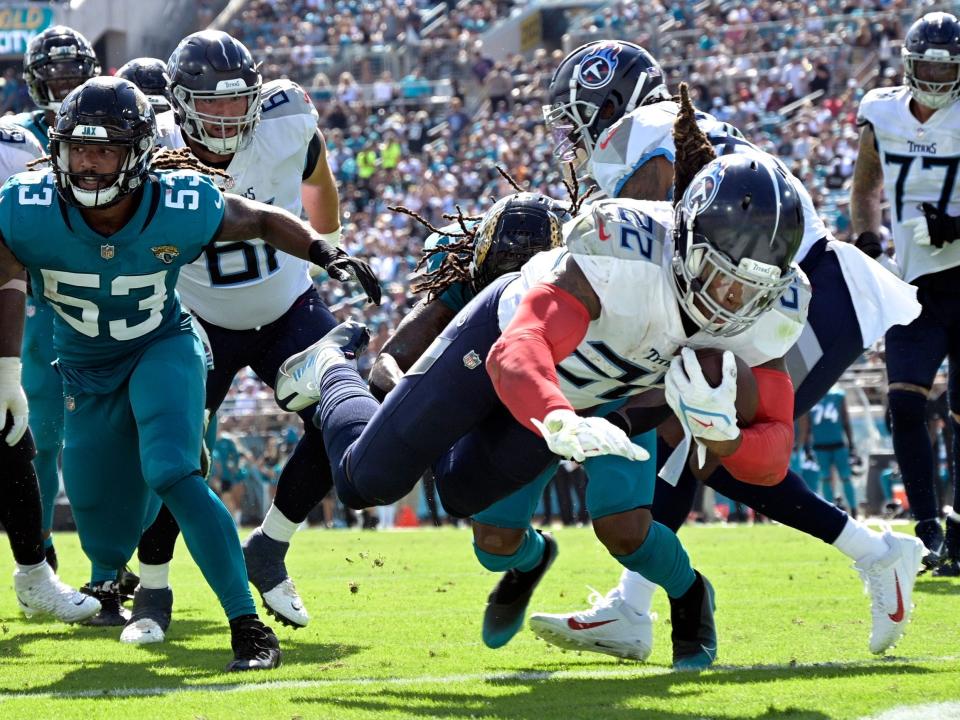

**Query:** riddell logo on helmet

left=578, top=44, right=621, bottom=90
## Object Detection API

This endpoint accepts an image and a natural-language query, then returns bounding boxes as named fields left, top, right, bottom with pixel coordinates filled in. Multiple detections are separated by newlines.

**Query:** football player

left=0, top=116, right=101, bottom=624
left=0, top=75, right=374, bottom=669
left=524, top=41, right=924, bottom=660
left=115, top=57, right=172, bottom=115
left=122, top=30, right=379, bottom=645
left=13, top=25, right=100, bottom=575
left=277, top=139, right=808, bottom=669
left=851, top=11, right=960, bottom=575
left=806, top=386, right=859, bottom=513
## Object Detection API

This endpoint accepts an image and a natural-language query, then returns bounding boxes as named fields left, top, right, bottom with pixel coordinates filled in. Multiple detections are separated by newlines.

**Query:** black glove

left=853, top=231, right=883, bottom=259
left=919, top=202, right=960, bottom=250
left=309, top=240, right=382, bottom=305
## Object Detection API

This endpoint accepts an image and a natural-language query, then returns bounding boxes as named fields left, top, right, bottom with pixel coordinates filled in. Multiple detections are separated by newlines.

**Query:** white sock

left=16, top=561, right=46, bottom=575
left=139, top=562, right=170, bottom=590
left=832, top=517, right=889, bottom=562
left=261, top=504, right=298, bottom=543
left=616, top=569, right=657, bottom=615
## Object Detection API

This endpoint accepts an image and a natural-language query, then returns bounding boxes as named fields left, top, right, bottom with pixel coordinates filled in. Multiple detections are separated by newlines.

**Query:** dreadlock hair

left=25, top=146, right=235, bottom=189
left=672, top=82, right=716, bottom=203
left=391, top=164, right=588, bottom=301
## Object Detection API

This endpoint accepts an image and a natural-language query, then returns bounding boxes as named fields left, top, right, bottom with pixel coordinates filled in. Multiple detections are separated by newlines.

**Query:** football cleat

left=274, top=320, right=370, bottom=412
left=915, top=518, right=943, bottom=572
left=80, top=580, right=131, bottom=626
left=482, top=531, right=557, bottom=649
left=934, top=558, right=960, bottom=577
left=226, top=616, right=282, bottom=671
left=669, top=571, right=717, bottom=671
left=116, top=565, right=140, bottom=603
left=14, top=563, right=101, bottom=623
left=529, top=587, right=655, bottom=661
left=120, top=586, right=173, bottom=644
left=854, top=530, right=926, bottom=654
left=243, top=528, right=308, bottom=628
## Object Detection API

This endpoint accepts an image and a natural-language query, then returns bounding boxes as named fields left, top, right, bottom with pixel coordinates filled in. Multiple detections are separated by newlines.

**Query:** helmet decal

left=577, top=43, right=622, bottom=90
left=682, top=163, right=726, bottom=215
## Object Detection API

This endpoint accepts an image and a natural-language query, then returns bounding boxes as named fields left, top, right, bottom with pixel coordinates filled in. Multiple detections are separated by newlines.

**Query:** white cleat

left=855, top=530, right=926, bottom=654
left=120, top=617, right=166, bottom=644
left=529, top=588, right=655, bottom=661
left=275, top=320, right=370, bottom=412
left=14, top=563, right=101, bottom=623
left=261, top=578, right=309, bottom=628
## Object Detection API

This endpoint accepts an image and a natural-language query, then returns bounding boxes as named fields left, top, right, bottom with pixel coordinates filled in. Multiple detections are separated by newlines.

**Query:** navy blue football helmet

left=544, top=41, right=669, bottom=165
left=672, top=152, right=804, bottom=337
left=903, top=12, right=960, bottom=109
left=116, top=57, right=172, bottom=114
left=23, top=26, right=100, bottom=112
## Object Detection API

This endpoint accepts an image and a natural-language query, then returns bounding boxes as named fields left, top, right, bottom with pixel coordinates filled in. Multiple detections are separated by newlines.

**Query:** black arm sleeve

left=302, top=129, right=324, bottom=181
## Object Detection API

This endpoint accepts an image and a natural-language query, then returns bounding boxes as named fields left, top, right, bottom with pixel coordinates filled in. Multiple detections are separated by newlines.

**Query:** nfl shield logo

left=463, top=350, right=482, bottom=370
left=64, top=395, right=76, bottom=412
left=100, top=244, right=115, bottom=260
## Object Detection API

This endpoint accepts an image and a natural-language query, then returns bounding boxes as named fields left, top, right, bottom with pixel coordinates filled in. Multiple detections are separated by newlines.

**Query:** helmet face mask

left=670, top=154, right=803, bottom=338
left=23, top=26, right=100, bottom=112
left=545, top=41, right=670, bottom=167
left=49, top=77, right=157, bottom=209
left=902, top=12, right=960, bottom=110
left=167, top=31, right=262, bottom=155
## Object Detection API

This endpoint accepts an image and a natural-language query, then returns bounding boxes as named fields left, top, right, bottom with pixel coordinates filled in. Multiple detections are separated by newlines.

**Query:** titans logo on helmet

left=683, top=163, right=726, bottom=215
left=577, top=43, right=622, bottom=90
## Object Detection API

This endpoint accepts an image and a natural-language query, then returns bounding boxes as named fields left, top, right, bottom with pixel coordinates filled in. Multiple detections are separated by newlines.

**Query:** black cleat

left=669, top=571, right=717, bottom=671
left=934, top=558, right=960, bottom=577
left=80, top=581, right=131, bottom=626
left=933, top=517, right=960, bottom=577
left=227, top=615, right=282, bottom=671
left=120, top=586, right=174, bottom=644
left=916, top=519, right=944, bottom=573
left=116, top=565, right=140, bottom=603
left=44, top=545, right=58, bottom=573
left=482, top=531, right=557, bottom=649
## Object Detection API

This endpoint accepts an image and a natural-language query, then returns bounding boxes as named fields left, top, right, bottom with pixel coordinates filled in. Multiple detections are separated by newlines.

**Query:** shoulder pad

left=857, top=86, right=907, bottom=125
left=0, top=119, right=43, bottom=158
left=260, top=79, right=318, bottom=121
left=6, top=169, right=52, bottom=188
left=565, top=198, right=672, bottom=264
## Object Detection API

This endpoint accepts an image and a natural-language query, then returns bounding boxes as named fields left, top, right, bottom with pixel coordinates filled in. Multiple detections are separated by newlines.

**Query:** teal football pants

left=62, top=331, right=255, bottom=619
left=21, top=299, right=63, bottom=536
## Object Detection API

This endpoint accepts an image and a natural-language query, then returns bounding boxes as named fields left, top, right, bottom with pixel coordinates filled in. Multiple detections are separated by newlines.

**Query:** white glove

left=0, top=357, right=28, bottom=446
left=531, top=409, right=650, bottom=463
left=902, top=215, right=945, bottom=256
left=664, top=347, right=740, bottom=443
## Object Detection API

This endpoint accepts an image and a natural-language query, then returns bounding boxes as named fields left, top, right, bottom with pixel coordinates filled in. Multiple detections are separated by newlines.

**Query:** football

left=658, top=348, right=759, bottom=447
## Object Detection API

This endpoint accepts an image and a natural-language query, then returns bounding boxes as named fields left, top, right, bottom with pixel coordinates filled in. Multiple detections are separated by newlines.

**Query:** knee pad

left=888, top=389, right=928, bottom=428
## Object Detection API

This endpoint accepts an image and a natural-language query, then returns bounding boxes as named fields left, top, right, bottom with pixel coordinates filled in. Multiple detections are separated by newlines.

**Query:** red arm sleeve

left=719, top=367, right=794, bottom=486
left=486, top=283, right=591, bottom=434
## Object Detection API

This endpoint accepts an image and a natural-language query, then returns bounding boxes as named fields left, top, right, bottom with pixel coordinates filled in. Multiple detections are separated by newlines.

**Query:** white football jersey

left=497, top=198, right=808, bottom=410
left=858, top=85, right=960, bottom=283
left=0, top=119, right=43, bottom=184
left=589, top=101, right=830, bottom=263
left=158, top=79, right=319, bottom=329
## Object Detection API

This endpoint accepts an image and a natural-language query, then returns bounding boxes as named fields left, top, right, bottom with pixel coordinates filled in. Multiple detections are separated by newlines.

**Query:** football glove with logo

left=532, top=409, right=650, bottom=463
left=665, top=348, right=739, bottom=443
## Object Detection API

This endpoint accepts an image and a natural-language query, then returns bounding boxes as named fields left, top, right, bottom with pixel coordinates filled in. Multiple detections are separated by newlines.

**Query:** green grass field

left=0, top=523, right=959, bottom=719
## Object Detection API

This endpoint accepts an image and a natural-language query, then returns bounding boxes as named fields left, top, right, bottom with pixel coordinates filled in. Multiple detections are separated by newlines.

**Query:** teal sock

left=613, top=521, right=696, bottom=599
left=90, top=564, right=116, bottom=584
left=841, top=479, right=857, bottom=514
left=159, top=473, right=256, bottom=620
left=474, top=527, right=545, bottom=573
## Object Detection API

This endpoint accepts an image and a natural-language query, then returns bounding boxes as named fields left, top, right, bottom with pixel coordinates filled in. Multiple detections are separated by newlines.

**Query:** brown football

left=658, top=348, right=759, bottom=447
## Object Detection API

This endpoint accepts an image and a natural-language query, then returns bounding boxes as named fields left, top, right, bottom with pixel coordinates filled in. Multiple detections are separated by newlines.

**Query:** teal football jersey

left=810, top=388, right=847, bottom=447
left=423, top=222, right=476, bottom=312
left=0, top=169, right=225, bottom=388
left=12, top=110, right=49, bottom=150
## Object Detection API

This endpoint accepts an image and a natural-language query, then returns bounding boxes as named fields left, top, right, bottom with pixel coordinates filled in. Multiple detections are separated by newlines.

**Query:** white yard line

left=2, top=654, right=957, bottom=701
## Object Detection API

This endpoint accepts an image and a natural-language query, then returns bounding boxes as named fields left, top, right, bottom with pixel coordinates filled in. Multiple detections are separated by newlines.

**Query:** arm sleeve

left=719, top=367, right=794, bottom=486
left=485, top=283, right=591, bottom=433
